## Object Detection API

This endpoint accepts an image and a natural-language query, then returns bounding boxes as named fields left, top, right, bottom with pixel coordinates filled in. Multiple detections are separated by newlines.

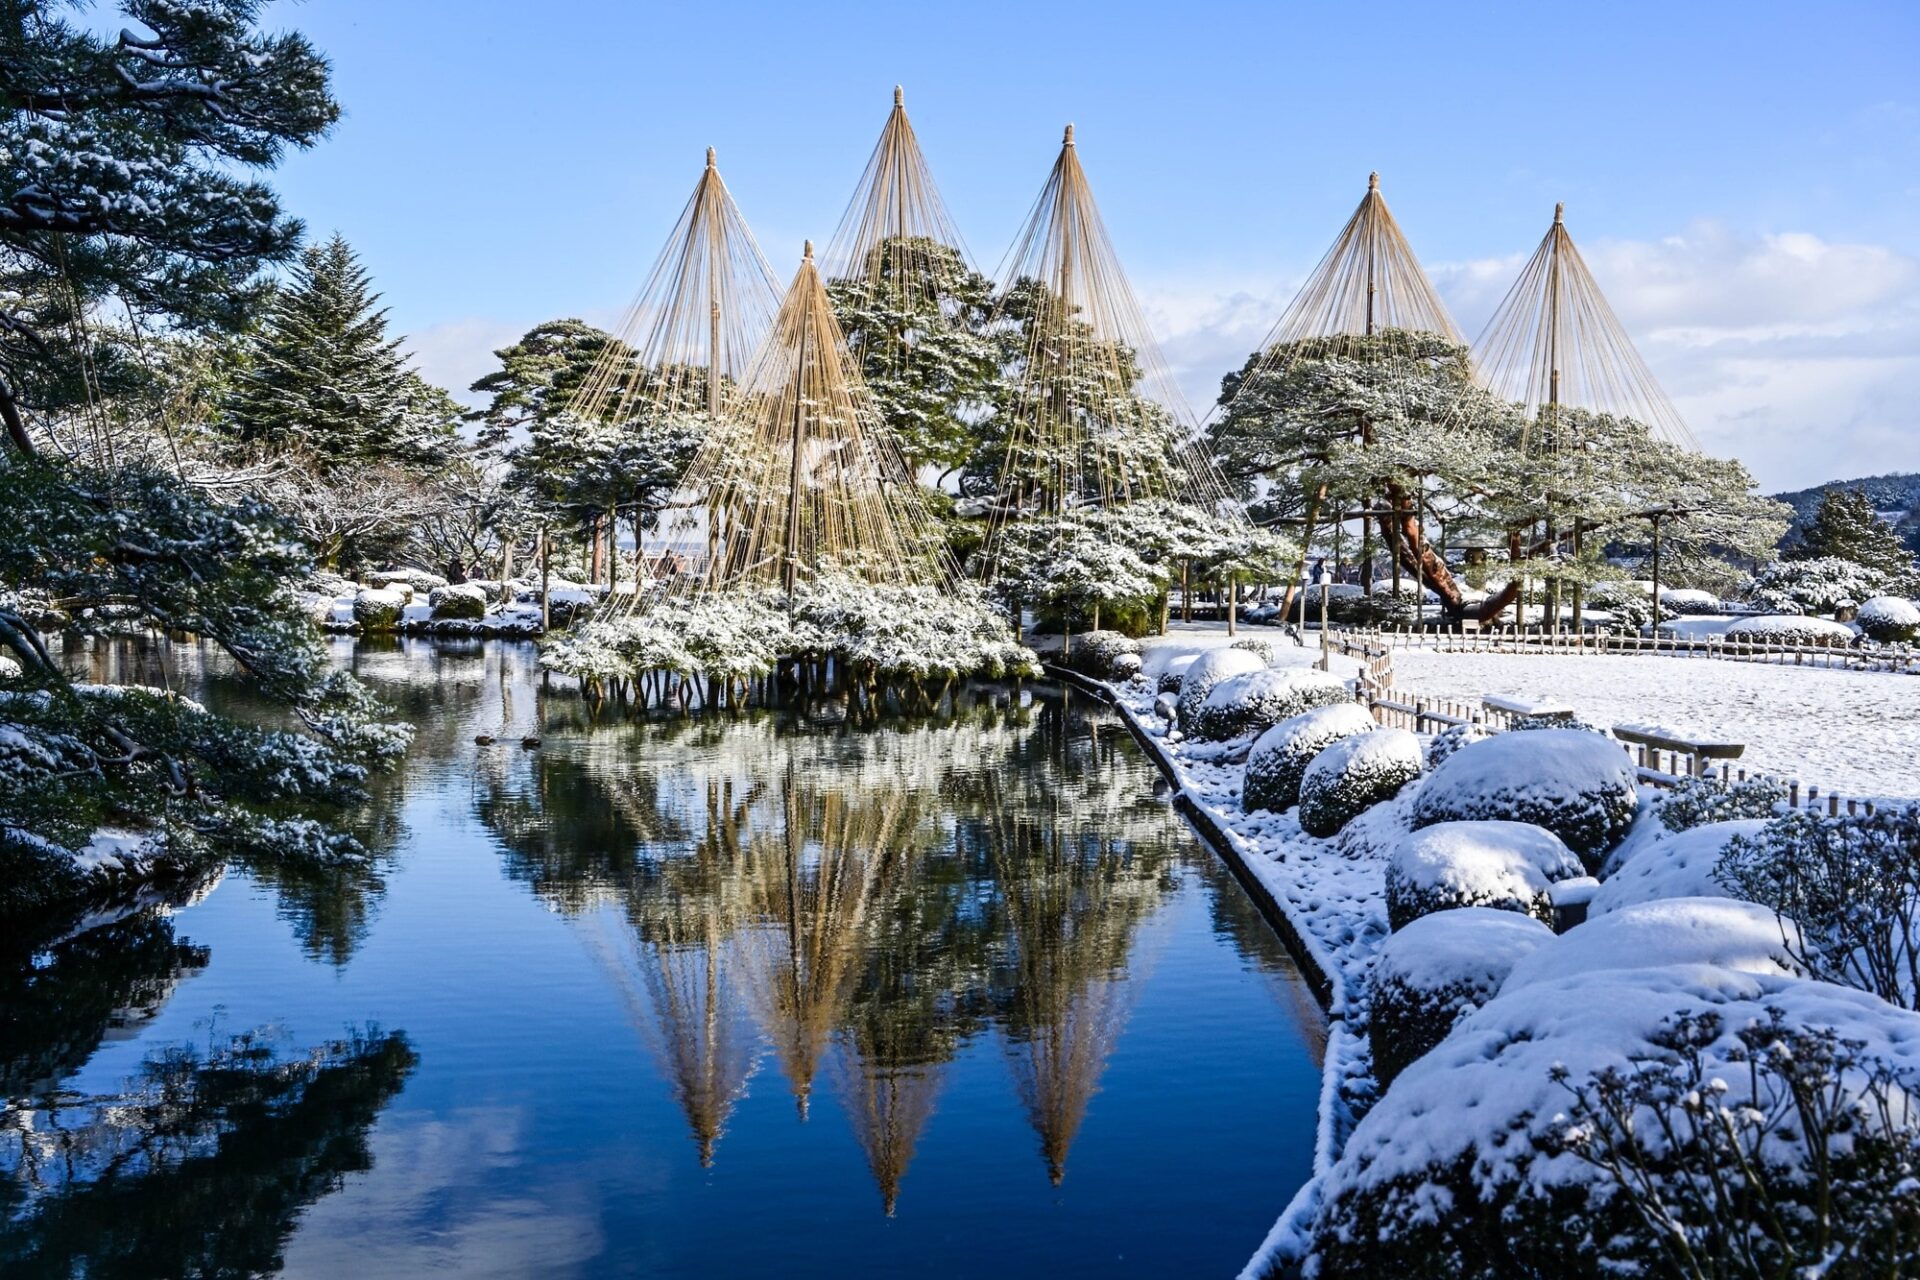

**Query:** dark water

left=3, top=638, right=1325, bottom=1278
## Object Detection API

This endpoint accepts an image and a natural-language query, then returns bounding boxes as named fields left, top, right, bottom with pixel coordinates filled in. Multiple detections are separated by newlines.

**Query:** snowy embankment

left=1388, top=647, right=1920, bottom=797
left=297, top=568, right=580, bottom=639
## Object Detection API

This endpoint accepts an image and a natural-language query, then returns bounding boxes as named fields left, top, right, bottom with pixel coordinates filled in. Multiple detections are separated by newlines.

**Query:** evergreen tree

left=1790, top=487, right=1918, bottom=585
left=227, top=234, right=456, bottom=469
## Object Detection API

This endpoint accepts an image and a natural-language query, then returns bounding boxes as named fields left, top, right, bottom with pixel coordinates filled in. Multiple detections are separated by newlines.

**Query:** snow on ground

left=1389, top=648, right=1920, bottom=797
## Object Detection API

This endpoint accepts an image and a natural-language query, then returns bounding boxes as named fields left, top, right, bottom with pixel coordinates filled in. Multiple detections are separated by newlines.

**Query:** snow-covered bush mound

left=1298, top=728, right=1422, bottom=838
left=1192, top=666, right=1352, bottom=742
left=1110, top=652, right=1142, bottom=681
left=1367, top=907, right=1553, bottom=1087
left=352, top=587, right=407, bottom=630
left=1857, top=595, right=1920, bottom=643
left=1658, top=587, right=1722, bottom=614
left=1748, top=555, right=1890, bottom=616
left=1304, top=967, right=1920, bottom=1279
left=1384, top=820, right=1585, bottom=930
left=1423, top=722, right=1490, bottom=771
left=1060, top=629, right=1141, bottom=680
left=1652, top=774, right=1788, bottom=833
left=1501, top=897, right=1801, bottom=993
left=1412, top=729, right=1638, bottom=871
left=1724, top=614, right=1856, bottom=647
left=1229, top=636, right=1276, bottom=664
left=1588, top=819, right=1767, bottom=916
left=1242, top=702, right=1376, bottom=814
left=1172, top=647, right=1265, bottom=731
left=428, top=583, right=487, bottom=620
left=368, top=568, right=447, bottom=596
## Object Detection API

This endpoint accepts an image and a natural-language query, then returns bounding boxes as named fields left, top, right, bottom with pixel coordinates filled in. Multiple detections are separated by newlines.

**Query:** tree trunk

left=1180, top=560, right=1191, bottom=624
left=1376, top=480, right=1529, bottom=624
left=1226, top=579, right=1238, bottom=635
left=539, top=528, right=551, bottom=631
left=0, top=378, right=34, bottom=457
left=1279, top=485, right=1325, bottom=623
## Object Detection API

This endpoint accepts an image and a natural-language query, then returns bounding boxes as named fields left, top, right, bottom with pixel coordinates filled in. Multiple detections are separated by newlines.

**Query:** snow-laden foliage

left=1190, top=665, right=1352, bottom=742
left=1413, top=729, right=1638, bottom=871
left=1423, top=721, right=1491, bottom=771
left=1654, top=774, right=1789, bottom=833
left=1724, top=613, right=1858, bottom=647
left=1242, top=702, right=1376, bottom=814
left=1585, top=580, right=1678, bottom=632
left=1384, top=820, right=1585, bottom=930
left=1304, top=968, right=1920, bottom=1279
left=351, top=588, right=406, bottom=630
left=1659, top=587, right=1722, bottom=614
left=984, top=516, right=1164, bottom=622
left=1747, top=557, right=1890, bottom=616
left=1502, top=897, right=1803, bottom=992
left=1229, top=636, right=1276, bottom=664
left=1059, top=629, right=1141, bottom=680
left=427, top=583, right=487, bottom=620
left=1590, top=819, right=1769, bottom=916
left=1368, top=907, right=1553, bottom=1086
left=1716, top=805, right=1920, bottom=1010
left=1857, top=595, right=1920, bottom=643
left=1298, top=728, right=1422, bottom=838
left=1171, top=647, right=1266, bottom=733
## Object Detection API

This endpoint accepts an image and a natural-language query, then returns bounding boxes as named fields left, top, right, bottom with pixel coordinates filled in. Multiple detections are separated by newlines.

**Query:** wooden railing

left=1332, top=625, right=1920, bottom=674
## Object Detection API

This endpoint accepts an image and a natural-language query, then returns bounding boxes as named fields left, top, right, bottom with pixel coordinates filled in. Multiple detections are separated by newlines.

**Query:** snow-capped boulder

left=1857, top=595, right=1920, bottom=643
left=1385, top=820, right=1585, bottom=930
left=1242, top=702, right=1376, bottom=814
left=352, top=587, right=407, bottom=630
left=428, top=583, right=488, bottom=621
left=1367, top=907, right=1554, bottom=1087
left=1501, top=897, right=1801, bottom=994
left=1411, top=729, right=1638, bottom=871
left=1192, top=665, right=1352, bottom=742
left=1305, top=966, right=1920, bottom=1278
left=1172, top=647, right=1267, bottom=731
left=1724, top=614, right=1856, bottom=648
left=1298, top=728, right=1422, bottom=838
left=1589, top=819, right=1767, bottom=916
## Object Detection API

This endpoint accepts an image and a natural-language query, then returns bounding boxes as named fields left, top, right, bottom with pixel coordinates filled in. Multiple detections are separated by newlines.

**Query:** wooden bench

left=1611, top=723, right=1746, bottom=778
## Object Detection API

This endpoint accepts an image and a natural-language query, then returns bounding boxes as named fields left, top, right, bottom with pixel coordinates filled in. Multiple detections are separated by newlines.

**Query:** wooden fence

left=1334, top=625, right=1920, bottom=674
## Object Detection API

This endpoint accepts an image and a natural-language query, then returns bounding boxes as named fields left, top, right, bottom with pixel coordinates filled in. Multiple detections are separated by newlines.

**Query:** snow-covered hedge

left=1652, top=773, right=1789, bottom=833
left=1305, top=968, right=1920, bottom=1278
left=1229, top=636, right=1276, bottom=663
left=1172, top=647, right=1269, bottom=733
left=428, top=583, right=487, bottom=620
left=1298, top=728, right=1422, bottom=838
left=351, top=587, right=406, bottom=630
left=1411, top=729, right=1638, bottom=871
left=1191, top=666, right=1352, bottom=742
left=1748, top=556, right=1890, bottom=615
left=1384, top=820, right=1585, bottom=930
left=1658, top=586, right=1722, bottom=614
left=1242, top=702, right=1376, bottom=814
left=1857, top=595, right=1920, bottom=643
left=1060, top=629, right=1141, bottom=680
left=1588, top=819, right=1768, bottom=916
left=1423, top=721, right=1490, bottom=771
left=1723, top=614, right=1856, bottom=647
left=1500, top=897, right=1802, bottom=992
left=1367, top=907, right=1553, bottom=1087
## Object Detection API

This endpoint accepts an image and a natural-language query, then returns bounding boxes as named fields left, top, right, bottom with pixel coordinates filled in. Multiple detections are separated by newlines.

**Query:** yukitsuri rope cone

left=1473, top=203, right=1698, bottom=451
left=675, top=241, right=955, bottom=595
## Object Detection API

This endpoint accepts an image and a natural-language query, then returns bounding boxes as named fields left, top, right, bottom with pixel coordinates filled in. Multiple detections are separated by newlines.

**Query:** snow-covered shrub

left=1368, top=908, right=1553, bottom=1087
left=1110, top=652, right=1142, bottom=681
left=1172, top=647, right=1267, bottom=732
left=1423, top=721, right=1490, bottom=770
left=1585, top=581, right=1677, bottom=632
left=1303, top=967, right=1920, bottom=1279
left=1716, top=805, right=1920, bottom=1009
left=1654, top=774, right=1788, bottom=833
left=1857, top=595, right=1920, bottom=643
left=1242, top=702, right=1376, bottom=814
left=1228, top=636, right=1275, bottom=664
left=351, top=587, right=406, bottom=630
left=1658, top=586, right=1722, bottom=614
left=428, top=583, right=487, bottom=621
left=1384, top=820, right=1584, bottom=930
left=1748, top=556, right=1891, bottom=615
left=1298, top=728, right=1422, bottom=838
left=1061, top=629, right=1141, bottom=680
left=1501, top=897, right=1802, bottom=992
left=1412, top=729, right=1638, bottom=871
left=1589, top=819, right=1767, bottom=916
left=1157, top=669, right=1184, bottom=693
left=1724, top=614, right=1856, bottom=647
left=1191, top=666, right=1352, bottom=742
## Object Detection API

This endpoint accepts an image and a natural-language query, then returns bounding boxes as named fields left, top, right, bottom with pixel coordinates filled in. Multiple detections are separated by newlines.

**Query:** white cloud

left=404, top=317, right=529, bottom=406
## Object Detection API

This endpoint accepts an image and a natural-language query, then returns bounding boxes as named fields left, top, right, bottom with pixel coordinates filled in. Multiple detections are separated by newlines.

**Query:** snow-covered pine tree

left=1790, top=487, right=1919, bottom=587
left=228, top=234, right=457, bottom=469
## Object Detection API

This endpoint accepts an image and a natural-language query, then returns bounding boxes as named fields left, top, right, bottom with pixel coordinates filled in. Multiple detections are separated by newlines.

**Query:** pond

left=4, top=638, right=1326, bottom=1278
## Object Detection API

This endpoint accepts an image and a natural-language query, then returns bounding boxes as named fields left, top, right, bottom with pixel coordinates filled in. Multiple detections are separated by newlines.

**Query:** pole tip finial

left=706, top=146, right=716, bottom=169
left=1554, top=201, right=1565, bottom=224
left=803, top=239, right=814, bottom=262
left=1063, top=122, right=1075, bottom=146
left=893, top=84, right=904, bottom=107
left=1368, top=171, right=1380, bottom=191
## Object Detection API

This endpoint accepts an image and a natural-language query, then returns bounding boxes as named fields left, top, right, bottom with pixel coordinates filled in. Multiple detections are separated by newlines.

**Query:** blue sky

left=265, top=0, right=1919, bottom=492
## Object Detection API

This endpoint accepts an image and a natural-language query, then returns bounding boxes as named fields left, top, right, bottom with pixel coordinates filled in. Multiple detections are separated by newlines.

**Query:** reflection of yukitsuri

left=739, top=775, right=922, bottom=1119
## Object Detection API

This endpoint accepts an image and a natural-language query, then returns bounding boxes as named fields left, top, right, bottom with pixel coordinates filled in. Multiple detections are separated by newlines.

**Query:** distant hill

left=1771, top=472, right=1920, bottom=555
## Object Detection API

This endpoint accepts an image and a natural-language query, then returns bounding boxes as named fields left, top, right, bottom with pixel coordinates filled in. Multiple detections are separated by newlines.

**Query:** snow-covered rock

left=1411, top=729, right=1638, bottom=871
left=1724, top=614, right=1856, bottom=647
left=1243, top=702, right=1377, bottom=814
left=1588, top=818, right=1766, bottom=916
left=1857, top=595, right=1920, bottom=643
left=1192, top=665, right=1352, bottom=741
left=352, top=587, right=408, bottom=630
left=1298, top=728, right=1422, bottom=838
left=1500, top=897, right=1801, bottom=993
left=1367, top=907, right=1554, bottom=1086
left=368, top=568, right=448, bottom=596
left=1173, top=646, right=1267, bottom=732
left=1384, top=820, right=1585, bottom=930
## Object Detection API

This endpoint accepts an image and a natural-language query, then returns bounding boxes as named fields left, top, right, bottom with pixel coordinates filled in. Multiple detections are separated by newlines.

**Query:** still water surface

left=4, top=638, right=1325, bottom=1278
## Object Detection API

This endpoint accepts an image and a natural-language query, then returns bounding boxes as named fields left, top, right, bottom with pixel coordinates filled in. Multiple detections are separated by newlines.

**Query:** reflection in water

left=0, top=1028, right=417, bottom=1278
left=473, top=684, right=1198, bottom=1212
